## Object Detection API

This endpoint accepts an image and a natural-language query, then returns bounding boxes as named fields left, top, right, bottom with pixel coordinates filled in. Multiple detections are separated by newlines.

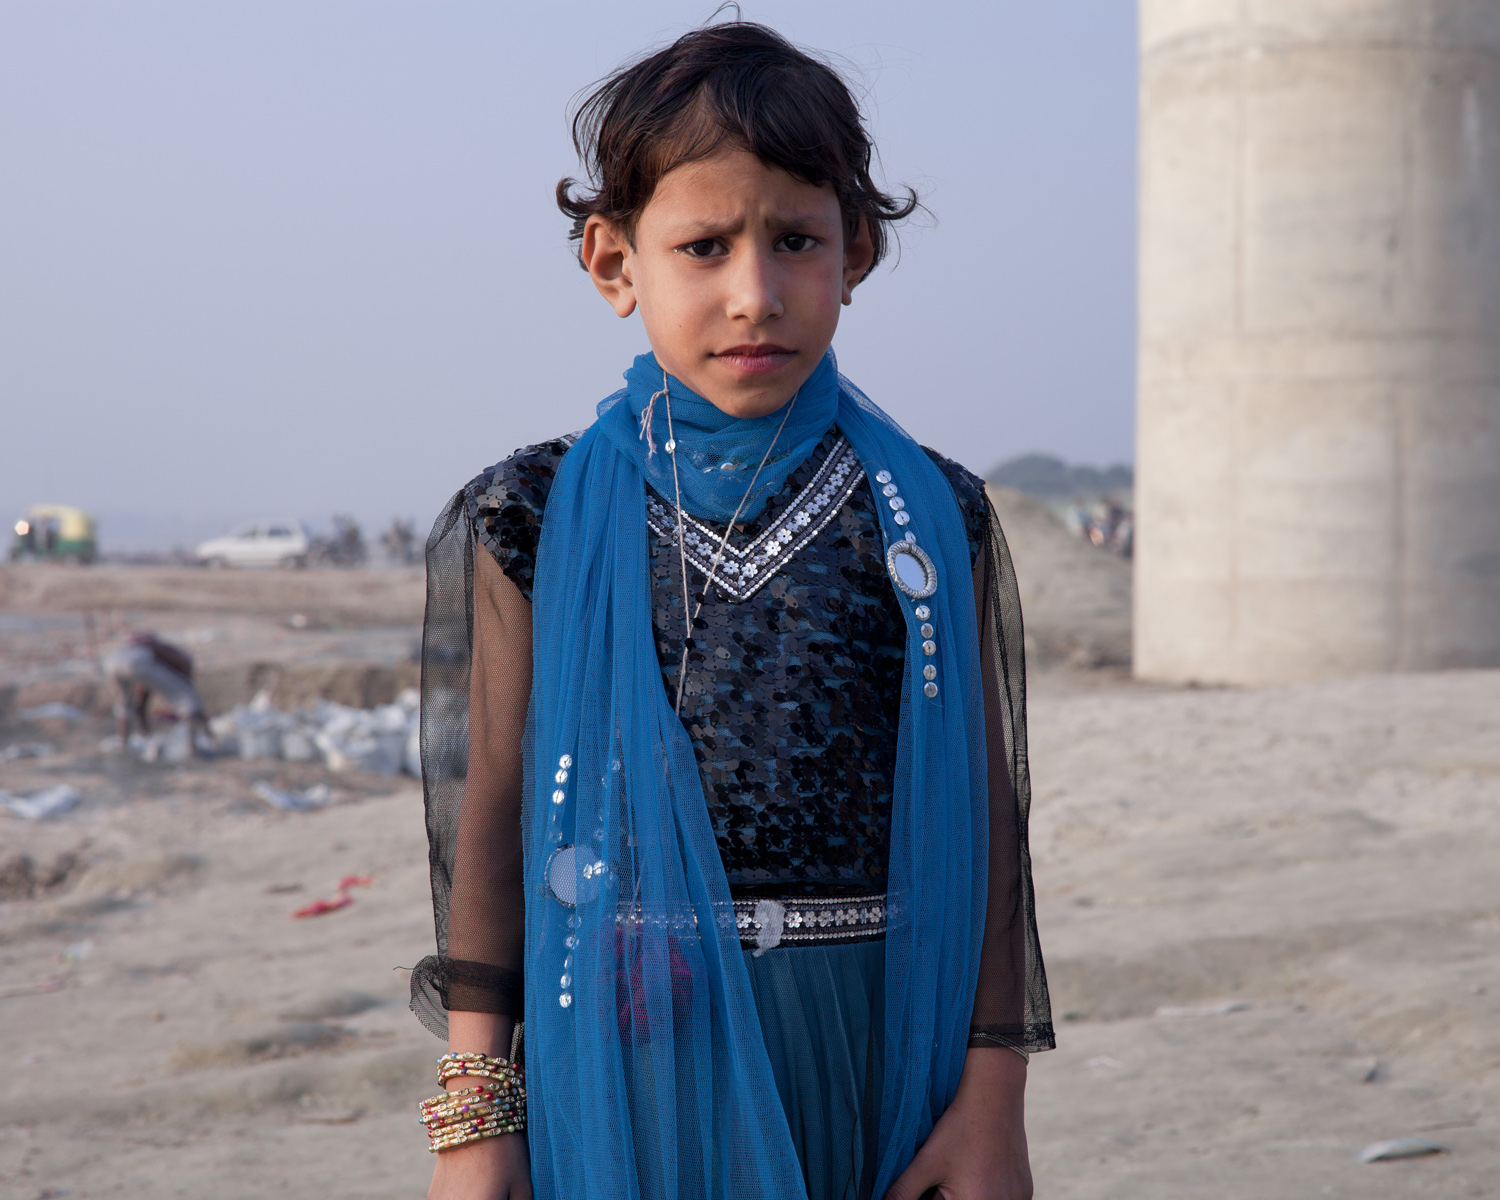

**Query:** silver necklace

left=641, top=369, right=798, bottom=715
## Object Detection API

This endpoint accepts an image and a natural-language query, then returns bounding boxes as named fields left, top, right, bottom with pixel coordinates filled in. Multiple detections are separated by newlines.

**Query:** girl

left=412, top=21, right=1052, bottom=1200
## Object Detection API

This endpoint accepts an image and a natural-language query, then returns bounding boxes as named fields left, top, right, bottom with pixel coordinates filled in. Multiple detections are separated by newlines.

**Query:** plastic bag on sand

left=128, top=725, right=202, bottom=764
left=2, top=784, right=82, bottom=820
left=279, top=728, right=320, bottom=762
left=0, top=743, right=54, bottom=763
left=313, top=700, right=410, bottom=776
left=252, top=781, right=332, bottom=811
left=19, top=702, right=87, bottom=723
left=1358, top=1138, right=1447, bottom=1163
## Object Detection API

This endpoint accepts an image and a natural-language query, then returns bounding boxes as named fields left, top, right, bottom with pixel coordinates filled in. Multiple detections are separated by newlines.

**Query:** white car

left=196, top=522, right=311, bottom=568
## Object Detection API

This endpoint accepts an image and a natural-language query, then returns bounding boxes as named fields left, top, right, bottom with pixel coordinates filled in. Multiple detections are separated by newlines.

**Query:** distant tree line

left=986, top=454, right=1134, bottom=500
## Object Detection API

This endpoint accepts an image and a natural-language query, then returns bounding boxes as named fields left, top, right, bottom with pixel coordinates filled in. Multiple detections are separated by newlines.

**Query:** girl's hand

left=882, top=1048, right=1032, bottom=1200
left=426, top=1132, right=532, bottom=1200
left=431, top=1013, right=528, bottom=1198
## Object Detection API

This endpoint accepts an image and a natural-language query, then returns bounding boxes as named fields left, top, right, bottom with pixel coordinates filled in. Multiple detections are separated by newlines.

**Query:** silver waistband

left=610, top=892, right=888, bottom=955
left=733, top=893, right=887, bottom=954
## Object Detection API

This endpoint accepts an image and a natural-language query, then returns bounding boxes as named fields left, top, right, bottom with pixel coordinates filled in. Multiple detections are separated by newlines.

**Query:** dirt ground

left=1, top=548, right=1495, bottom=1198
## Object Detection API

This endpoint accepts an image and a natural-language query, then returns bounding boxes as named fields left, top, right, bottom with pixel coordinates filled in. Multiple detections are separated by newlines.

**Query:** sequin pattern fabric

left=466, top=428, right=988, bottom=898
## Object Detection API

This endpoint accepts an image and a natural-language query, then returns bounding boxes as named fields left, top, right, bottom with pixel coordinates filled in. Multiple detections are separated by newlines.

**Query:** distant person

left=412, top=20, right=1051, bottom=1200
left=103, top=632, right=211, bottom=755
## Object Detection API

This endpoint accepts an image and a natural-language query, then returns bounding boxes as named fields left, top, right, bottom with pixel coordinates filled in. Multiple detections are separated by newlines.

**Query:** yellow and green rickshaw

left=10, top=505, right=98, bottom=563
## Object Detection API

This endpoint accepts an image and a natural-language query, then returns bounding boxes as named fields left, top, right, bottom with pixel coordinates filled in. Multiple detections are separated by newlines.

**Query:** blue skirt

left=743, top=940, right=886, bottom=1200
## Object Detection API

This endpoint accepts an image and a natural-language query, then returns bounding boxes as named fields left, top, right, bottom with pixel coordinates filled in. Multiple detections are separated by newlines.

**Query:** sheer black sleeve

left=918, top=448, right=1052, bottom=1052
left=967, top=490, right=1055, bottom=1054
left=409, top=439, right=574, bottom=1037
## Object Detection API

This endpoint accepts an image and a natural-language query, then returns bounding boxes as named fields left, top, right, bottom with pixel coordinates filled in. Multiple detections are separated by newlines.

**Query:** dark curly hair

left=557, top=21, right=918, bottom=282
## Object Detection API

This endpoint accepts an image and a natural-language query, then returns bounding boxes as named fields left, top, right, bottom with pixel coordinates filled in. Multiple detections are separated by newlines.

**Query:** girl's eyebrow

left=662, top=207, right=835, bottom=240
left=663, top=213, right=746, bottom=240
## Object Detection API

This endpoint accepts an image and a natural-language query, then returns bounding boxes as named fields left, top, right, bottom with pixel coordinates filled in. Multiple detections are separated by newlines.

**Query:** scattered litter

left=1081, top=1056, right=1124, bottom=1070
left=18, top=702, right=87, bottom=723
left=1357, top=1137, right=1447, bottom=1163
left=252, top=782, right=332, bottom=812
left=2, top=784, right=82, bottom=821
left=292, top=894, right=353, bottom=919
left=0, top=978, right=65, bottom=1000
left=1154, top=1000, right=1250, bottom=1018
left=1361, top=1057, right=1381, bottom=1083
left=209, top=688, right=420, bottom=777
left=58, top=939, right=93, bottom=964
left=127, top=723, right=207, bottom=763
left=265, top=882, right=304, bottom=894
left=290, top=873, right=371, bottom=918
left=0, top=742, right=53, bottom=762
left=280, top=728, right=319, bottom=763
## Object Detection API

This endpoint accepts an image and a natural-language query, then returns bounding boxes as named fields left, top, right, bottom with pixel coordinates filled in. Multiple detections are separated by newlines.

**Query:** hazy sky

left=0, top=2, right=1137, bottom=551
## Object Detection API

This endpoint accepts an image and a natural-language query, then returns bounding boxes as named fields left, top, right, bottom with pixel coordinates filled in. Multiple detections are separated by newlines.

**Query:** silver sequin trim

left=646, top=436, right=866, bottom=601
left=612, top=892, right=888, bottom=947
left=732, top=893, right=887, bottom=946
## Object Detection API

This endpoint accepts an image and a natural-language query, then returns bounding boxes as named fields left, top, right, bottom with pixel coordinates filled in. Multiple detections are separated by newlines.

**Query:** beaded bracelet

left=438, top=1064, right=522, bottom=1088
left=420, top=1087, right=516, bottom=1125
left=437, top=1051, right=525, bottom=1088
left=438, top=1056, right=525, bottom=1074
left=429, top=1116, right=525, bottom=1152
left=420, top=1097, right=523, bottom=1129
left=421, top=1106, right=525, bottom=1152
left=422, top=1055, right=528, bottom=1151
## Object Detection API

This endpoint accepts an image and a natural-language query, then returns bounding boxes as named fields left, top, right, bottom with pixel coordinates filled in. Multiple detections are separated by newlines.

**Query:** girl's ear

left=841, top=217, right=876, bottom=305
left=583, top=216, right=638, bottom=317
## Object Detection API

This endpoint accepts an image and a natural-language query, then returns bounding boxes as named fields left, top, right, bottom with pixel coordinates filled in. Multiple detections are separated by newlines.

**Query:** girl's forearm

left=957, top=1044, right=1027, bottom=1129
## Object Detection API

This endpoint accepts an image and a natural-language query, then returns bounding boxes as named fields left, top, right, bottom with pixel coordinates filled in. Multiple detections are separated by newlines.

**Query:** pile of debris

left=209, top=688, right=421, bottom=777
left=118, top=689, right=422, bottom=777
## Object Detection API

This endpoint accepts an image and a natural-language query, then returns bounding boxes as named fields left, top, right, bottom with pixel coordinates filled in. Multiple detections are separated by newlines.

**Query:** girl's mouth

left=714, top=344, right=796, bottom=375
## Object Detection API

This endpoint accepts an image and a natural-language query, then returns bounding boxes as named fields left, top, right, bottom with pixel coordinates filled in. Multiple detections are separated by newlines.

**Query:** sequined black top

left=467, top=427, right=988, bottom=898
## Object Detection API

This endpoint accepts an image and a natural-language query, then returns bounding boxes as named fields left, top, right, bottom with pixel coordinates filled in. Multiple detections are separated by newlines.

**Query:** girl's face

left=583, top=149, right=875, bottom=419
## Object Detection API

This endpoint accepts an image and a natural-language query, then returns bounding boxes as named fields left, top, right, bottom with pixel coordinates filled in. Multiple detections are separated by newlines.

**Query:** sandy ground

left=1, top=541, right=1496, bottom=1198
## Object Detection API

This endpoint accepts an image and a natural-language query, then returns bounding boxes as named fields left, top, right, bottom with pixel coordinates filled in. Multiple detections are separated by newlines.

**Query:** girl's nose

left=724, top=245, right=783, bottom=324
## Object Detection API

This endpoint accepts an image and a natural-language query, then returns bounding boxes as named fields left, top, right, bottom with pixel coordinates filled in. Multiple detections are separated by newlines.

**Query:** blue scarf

left=600, top=350, right=841, bottom=524
left=523, top=353, right=987, bottom=1199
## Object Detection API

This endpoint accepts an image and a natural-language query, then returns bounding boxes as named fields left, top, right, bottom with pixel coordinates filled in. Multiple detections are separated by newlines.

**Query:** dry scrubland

left=1, top=493, right=1495, bottom=1198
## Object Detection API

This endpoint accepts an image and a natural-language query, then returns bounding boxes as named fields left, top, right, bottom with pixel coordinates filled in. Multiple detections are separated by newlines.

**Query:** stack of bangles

left=420, top=1051, right=526, bottom=1152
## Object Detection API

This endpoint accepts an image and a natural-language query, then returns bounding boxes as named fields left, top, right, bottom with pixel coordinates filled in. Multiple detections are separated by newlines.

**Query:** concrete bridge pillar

left=1136, top=0, right=1500, bottom=683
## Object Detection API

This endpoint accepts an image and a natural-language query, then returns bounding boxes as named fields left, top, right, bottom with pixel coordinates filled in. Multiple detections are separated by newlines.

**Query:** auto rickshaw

left=10, top=505, right=98, bottom=563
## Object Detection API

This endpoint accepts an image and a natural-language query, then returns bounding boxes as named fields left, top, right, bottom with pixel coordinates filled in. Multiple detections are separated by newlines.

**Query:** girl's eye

left=777, top=233, right=817, bottom=253
left=678, top=239, right=724, bottom=259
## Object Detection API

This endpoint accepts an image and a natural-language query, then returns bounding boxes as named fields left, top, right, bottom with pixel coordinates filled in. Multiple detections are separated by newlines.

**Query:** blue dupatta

left=522, top=355, right=987, bottom=1199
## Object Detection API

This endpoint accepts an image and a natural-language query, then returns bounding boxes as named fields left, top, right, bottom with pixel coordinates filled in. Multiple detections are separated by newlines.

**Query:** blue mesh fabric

left=608, top=350, right=841, bottom=524
left=521, top=355, right=985, bottom=1199
left=745, top=941, right=885, bottom=1199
